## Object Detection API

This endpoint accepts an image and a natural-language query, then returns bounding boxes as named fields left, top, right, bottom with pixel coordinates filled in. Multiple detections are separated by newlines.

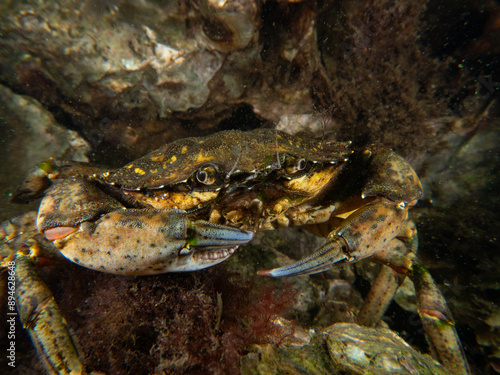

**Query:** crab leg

left=258, top=198, right=408, bottom=277
left=357, top=223, right=417, bottom=327
left=357, top=245, right=471, bottom=375
left=413, top=264, right=471, bottom=375
left=46, top=208, right=254, bottom=275
left=356, top=264, right=404, bottom=327
left=15, top=252, right=85, bottom=375
left=259, top=197, right=471, bottom=375
left=358, top=235, right=470, bottom=373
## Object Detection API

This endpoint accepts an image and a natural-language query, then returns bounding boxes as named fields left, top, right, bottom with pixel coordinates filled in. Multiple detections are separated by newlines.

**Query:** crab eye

left=197, top=170, right=208, bottom=183
left=297, top=158, right=307, bottom=171
left=285, top=157, right=308, bottom=174
left=196, top=166, right=217, bottom=185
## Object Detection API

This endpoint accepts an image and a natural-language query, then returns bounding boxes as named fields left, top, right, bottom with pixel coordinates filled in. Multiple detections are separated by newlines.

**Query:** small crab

left=4, top=129, right=469, bottom=374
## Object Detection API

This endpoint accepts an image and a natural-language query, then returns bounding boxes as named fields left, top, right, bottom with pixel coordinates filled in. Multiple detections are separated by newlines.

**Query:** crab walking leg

left=259, top=194, right=471, bottom=375
left=46, top=209, right=254, bottom=275
left=356, top=265, right=404, bottom=327
left=258, top=198, right=409, bottom=277
left=359, top=234, right=470, bottom=374
left=412, top=264, right=471, bottom=375
left=358, top=226, right=417, bottom=327
left=15, top=253, right=85, bottom=375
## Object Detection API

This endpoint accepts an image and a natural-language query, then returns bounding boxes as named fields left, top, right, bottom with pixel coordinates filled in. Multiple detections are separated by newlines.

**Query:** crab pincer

left=258, top=198, right=409, bottom=277
left=46, top=208, right=254, bottom=275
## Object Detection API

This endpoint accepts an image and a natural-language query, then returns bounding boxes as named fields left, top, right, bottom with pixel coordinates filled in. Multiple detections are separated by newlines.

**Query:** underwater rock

left=0, top=0, right=464, bottom=159
left=0, top=0, right=261, bottom=158
left=325, top=323, right=449, bottom=374
left=241, top=322, right=448, bottom=375
left=0, top=85, right=90, bottom=221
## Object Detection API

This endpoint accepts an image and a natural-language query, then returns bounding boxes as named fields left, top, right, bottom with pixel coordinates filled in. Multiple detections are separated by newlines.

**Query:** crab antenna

left=274, top=129, right=281, bottom=169
left=225, top=145, right=243, bottom=181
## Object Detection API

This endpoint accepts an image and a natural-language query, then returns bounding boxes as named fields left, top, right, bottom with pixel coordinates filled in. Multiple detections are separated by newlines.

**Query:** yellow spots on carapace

left=181, top=146, right=188, bottom=154
left=151, top=154, right=165, bottom=162
left=149, top=169, right=158, bottom=174
left=195, top=151, right=215, bottom=164
left=126, top=164, right=134, bottom=169
left=162, top=161, right=168, bottom=169
left=134, top=168, right=146, bottom=175
left=102, top=171, right=110, bottom=177
left=169, top=155, right=177, bottom=164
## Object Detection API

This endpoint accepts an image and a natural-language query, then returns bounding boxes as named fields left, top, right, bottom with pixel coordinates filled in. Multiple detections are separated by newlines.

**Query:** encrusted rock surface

left=0, top=0, right=464, bottom=160
left=241, top=322, right=448, bottom=375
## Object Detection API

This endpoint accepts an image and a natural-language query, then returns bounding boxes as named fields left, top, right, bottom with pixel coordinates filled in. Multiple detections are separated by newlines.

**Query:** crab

left=3, top=129, right=469, bottom=374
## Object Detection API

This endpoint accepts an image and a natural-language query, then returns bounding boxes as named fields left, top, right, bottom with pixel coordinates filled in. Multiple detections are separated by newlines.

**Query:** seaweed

left=46, top=266, right=298, bottom=375
left=314, top=0, right=468, bottom=156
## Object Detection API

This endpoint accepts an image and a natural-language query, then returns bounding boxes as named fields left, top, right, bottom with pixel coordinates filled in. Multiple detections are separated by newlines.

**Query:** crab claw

left=9, top=160, right=56, bottom=203
left=258, top=237, right=350, bottom=277
left=180, top=219, right=255, bottom=270
left=258, top=198, right=409, bottom=277
left=48, top=208, right=254, bottom=275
